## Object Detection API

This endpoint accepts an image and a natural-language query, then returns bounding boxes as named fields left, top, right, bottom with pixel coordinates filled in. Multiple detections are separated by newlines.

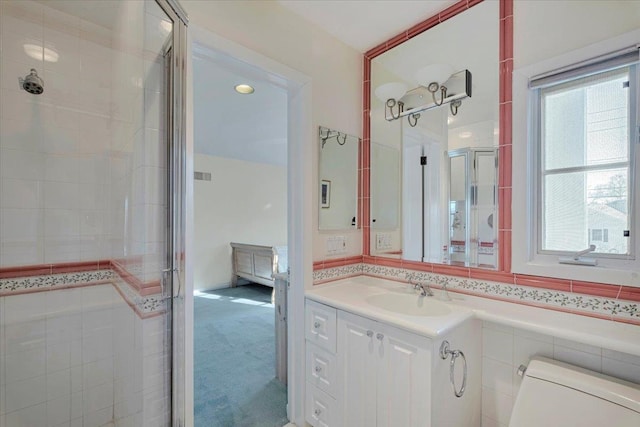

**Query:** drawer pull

left=376, top=333, right=384, bottom=340
left=315, top=365, right=322, bottom=373
left=366, top=330, right=373, bottom=337
left=314, top=321, right=321, bottom=329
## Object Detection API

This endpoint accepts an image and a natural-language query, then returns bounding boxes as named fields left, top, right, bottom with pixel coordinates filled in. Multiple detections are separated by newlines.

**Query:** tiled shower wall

left=481, top=321, right=640, bottom=427
left=0, top=1, right=113, bottom=265
left=0, top=285, right=169, bottom=426
left=0, top=0, right=167, bottom=285
left=0, top=1, right=172, bottom=426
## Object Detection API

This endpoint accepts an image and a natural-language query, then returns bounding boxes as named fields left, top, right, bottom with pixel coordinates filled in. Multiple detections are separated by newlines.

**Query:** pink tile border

left=313, top=256, right=363, bottom=271
left=469, top=269, right=515, bottom=284
left=439, top=0, right=469, bottom=23
left=571, top=281, right=621, bottom=299
left=407, top=16, right=440, bottom=39
left=0, top=260, right=107, bottom=278
left=515, top=274, right=572, bottom=292
left=619, top=286, right=640, bottom=302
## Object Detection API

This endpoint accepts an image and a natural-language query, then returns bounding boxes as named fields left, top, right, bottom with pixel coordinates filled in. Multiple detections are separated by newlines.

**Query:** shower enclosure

left=0, top=0, right=187, bottom=425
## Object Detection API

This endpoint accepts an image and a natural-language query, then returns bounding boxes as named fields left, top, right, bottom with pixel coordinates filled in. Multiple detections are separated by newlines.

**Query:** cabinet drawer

left=305, top=300, right=337, bottom=352
left=306, top=382, right=337, bottom=427
left=306, top=342, right=337, bottom=396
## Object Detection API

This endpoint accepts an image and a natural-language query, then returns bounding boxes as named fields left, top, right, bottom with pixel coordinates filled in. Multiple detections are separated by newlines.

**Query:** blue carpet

left=194, top=284, right=288, bottom=427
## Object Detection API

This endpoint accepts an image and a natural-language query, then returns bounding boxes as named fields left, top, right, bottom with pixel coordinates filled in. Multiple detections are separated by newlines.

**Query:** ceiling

left=278, top=0, right=456, bottom=52
left=193, top=44, right=288, bottom=166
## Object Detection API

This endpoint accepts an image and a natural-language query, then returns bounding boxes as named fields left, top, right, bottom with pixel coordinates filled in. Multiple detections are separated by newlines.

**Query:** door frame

left=186, top=24, right=313, bottom=426
left=154, top=0, right=189, bottom=425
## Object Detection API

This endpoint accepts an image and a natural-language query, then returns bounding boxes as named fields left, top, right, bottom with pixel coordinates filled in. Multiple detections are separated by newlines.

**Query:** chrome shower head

left=21, top=68, right=44, bottom=95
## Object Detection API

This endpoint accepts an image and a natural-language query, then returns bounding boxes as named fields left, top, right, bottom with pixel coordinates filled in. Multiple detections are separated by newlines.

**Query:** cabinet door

left=376, top=323, right=432, bottom=427
left=337, top=311, right=377, bottom=427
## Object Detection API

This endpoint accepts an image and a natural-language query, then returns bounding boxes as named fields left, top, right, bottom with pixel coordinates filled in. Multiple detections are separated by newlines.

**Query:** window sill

left=511, top=259, right=640, bottom=287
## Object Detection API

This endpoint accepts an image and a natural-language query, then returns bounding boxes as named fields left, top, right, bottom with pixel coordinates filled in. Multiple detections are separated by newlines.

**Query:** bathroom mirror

left=318, top=126, right=359, bottom=230
left=369, top=0, right=500, bottom=268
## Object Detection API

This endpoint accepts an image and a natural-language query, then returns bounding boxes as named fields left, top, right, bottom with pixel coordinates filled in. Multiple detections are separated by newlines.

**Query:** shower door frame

left=155, top=0, right=189, bottom=425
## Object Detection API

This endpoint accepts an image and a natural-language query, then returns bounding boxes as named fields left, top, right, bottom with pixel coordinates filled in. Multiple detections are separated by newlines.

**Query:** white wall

left=481, top=321, right=640, bottom=427
left=194, top=154, right=287, bottom=291
left=181, top=0, right=363, bottom=262
left=514, top=1, right=640, bottom=70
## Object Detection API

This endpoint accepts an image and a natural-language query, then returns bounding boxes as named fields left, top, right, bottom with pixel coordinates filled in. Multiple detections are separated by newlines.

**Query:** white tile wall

left=0, top=0, right=169, bottom=279
left=481, top=321, right=640, bottom=427
left=0, top=284, right=169, bottom=427
left=0, top=2, right=172, bottom=425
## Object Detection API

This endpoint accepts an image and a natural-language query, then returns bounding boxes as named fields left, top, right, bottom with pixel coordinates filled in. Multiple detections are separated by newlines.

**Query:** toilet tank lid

left=525, top=357, right=640, bottom=414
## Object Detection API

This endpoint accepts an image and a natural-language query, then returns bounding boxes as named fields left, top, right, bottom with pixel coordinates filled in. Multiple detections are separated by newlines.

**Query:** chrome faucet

left=412, top=281, right=434, bottom=297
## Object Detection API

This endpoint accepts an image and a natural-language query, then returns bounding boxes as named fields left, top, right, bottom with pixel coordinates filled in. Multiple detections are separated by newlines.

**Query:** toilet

left=509, top=357, right=640, bottom=427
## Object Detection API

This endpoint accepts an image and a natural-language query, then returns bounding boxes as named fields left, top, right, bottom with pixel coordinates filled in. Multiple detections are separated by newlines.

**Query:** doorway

left=192, top=43, right=289, bottom=426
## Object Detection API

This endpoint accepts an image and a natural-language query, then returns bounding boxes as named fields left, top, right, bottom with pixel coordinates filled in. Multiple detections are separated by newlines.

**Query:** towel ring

left=440, top=340, right=467, bottom=398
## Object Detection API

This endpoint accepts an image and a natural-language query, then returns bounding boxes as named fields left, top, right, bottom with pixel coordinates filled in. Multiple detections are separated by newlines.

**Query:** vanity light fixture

left=415, top=64, right=454, bottom=106
left=234, top=84, right=255, bottom=94
left=375, top=66, right=472, bottom=128
left=375, top=82, right=407, bottom=120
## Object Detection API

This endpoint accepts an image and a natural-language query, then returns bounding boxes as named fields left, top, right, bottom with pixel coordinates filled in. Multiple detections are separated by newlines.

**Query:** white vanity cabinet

left=305, top=298, right=482, bottom=427
left=338, top=310, right=431, bottom=427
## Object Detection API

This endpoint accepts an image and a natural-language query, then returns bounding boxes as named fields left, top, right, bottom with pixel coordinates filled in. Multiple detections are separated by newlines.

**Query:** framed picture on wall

left=321, top=180, right=331, bottom=208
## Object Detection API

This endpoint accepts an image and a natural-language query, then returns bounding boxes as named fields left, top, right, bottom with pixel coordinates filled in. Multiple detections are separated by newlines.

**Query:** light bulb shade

left=415, top=64, right=454, bottom=87
left=374, top=82, right=407, bottom=102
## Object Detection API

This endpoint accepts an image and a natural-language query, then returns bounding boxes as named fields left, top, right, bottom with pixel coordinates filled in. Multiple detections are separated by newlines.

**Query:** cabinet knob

left=314, top=321, right=321, bottom=329
left=315, top=365, right=322, bottom=373
left=366, top=330, right=373, bottom=337
left=314, top=409, right=322, bottom=416
left=376, top=333, right=384, bottom=340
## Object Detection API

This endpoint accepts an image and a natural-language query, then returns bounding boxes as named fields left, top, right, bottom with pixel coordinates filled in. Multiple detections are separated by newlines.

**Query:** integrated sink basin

left=365, top=293, right=452, bottom=317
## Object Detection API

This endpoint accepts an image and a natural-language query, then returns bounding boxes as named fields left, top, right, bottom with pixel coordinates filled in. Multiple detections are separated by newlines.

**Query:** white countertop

left=306, top=275, right=640, bottom=357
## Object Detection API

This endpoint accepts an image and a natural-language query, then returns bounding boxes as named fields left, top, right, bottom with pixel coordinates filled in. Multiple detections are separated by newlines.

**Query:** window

left=589, top=228, right=609, bottom=243
left=531, top=47, right=638, bottom=261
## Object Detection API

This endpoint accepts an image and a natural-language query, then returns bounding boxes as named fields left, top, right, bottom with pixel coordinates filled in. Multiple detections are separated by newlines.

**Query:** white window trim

left=512, top=29, right=640, bottom=287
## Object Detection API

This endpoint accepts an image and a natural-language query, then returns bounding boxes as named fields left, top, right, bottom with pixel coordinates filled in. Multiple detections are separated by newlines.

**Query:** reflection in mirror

left=370, top=142, right=401, bottom=254
left=447, top=148, right=498, bottom=267
left=318, top=126, right=359, bottom=231
left=369, top=0, right=499, bottom=268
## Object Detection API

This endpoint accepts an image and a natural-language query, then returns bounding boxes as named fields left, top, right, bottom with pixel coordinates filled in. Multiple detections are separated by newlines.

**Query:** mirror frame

left=362, top=0, right=513, bottom=277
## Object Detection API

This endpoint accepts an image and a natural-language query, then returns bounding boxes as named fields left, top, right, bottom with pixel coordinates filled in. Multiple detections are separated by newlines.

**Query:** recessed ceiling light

left=459, top=131, right=472, bottom=139
left=234, top=84, right=255, bottom=94
left=24, top=44, right=59, bottom=62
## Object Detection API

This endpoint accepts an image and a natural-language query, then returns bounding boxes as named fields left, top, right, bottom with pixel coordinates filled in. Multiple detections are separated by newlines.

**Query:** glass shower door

left=0, top=1, right=186, bottom=425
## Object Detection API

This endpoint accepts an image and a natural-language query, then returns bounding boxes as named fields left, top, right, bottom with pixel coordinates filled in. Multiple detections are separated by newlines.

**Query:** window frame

left=531, top=64, right=637, bottom=261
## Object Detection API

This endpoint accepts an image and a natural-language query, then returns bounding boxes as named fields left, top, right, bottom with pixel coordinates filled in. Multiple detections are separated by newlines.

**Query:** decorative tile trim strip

left=312, top=263, right=364, bottom=284
left=0, top=269, right=115, bottom=294
left=111, top=271, right=166, bottom=318
left=313, top=263, right=640, bottom=325
left=0, top=266, right=165, bottom=319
